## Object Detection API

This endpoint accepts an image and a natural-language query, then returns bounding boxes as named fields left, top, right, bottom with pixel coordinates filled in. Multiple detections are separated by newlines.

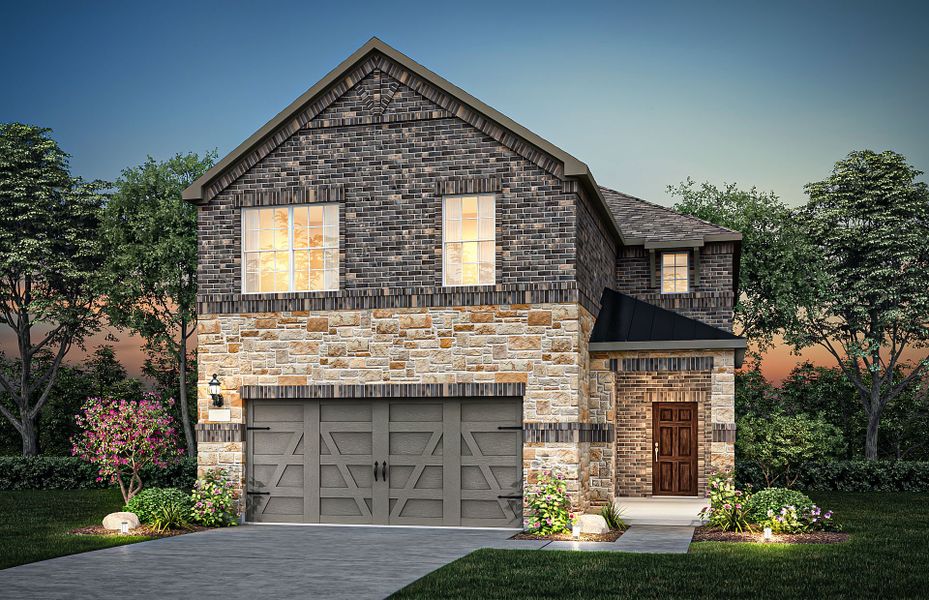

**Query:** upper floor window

left=661, top=251, right=689, bottom=294
left=443, top=194, right=495, bottom=286
left=242, top=204, right=339, bottom=293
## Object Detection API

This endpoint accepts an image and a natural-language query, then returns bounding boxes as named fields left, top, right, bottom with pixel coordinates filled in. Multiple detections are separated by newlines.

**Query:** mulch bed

left=511, top=529, right=624, bottom=542
left=693, top=526, right=849, bottom=545
left=68, top=525, right=209, bottom=538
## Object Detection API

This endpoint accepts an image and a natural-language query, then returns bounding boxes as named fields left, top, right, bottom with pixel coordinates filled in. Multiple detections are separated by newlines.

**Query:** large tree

left=0, top=123, right=107, bottom=455
left=101, top=152, right=215, bottom=456
left=791, top=150, right=929, bottom=459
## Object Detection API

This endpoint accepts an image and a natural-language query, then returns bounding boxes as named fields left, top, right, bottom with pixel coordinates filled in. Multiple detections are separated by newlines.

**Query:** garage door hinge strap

left=247, top=491, right=270, bottom=495
left=496, top=426, right=522, bottom=430
left=497, top=495, right=523, bottom=499
left=246, top=426, right=271, bottom=431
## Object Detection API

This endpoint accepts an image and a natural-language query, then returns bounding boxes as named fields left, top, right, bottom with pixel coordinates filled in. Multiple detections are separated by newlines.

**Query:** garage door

left=246, top=398, right=522, bottom=527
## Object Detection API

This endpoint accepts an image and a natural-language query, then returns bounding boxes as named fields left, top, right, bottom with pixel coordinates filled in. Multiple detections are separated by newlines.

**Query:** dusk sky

left=3, top=0, right=928, bottom=383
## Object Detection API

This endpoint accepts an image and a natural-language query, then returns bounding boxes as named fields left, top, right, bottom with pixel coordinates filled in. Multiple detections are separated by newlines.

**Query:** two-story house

left=184, top=38, right=745, bottom=527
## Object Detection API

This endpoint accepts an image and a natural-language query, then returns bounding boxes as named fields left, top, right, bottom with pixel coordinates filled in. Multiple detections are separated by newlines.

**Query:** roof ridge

left=598, top=186, right=739, bottom=236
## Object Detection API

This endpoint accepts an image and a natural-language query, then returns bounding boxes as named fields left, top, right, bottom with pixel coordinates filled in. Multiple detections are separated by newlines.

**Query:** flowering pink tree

left=71, top=393, right=183, bottom=503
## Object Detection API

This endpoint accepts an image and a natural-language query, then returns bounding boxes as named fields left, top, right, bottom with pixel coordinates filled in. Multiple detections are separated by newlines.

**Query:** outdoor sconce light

left=763, top=527, right=773, bottom=541
left=120, top=521, right=129, bottom=535
left=209, top=374, right=223, bottom=408
left=572, top=521, right=582, bottom=539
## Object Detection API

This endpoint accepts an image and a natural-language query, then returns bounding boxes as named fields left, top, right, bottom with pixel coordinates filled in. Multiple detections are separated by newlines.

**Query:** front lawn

left=391, top=492, right=929, bottom=599
left=0, top=489, right=155, bottom=570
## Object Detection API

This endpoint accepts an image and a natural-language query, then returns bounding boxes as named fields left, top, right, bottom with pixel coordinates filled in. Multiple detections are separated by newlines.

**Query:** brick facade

left=190, top=42, right=741, bottom=521
left=589, top=350, right=736, bottom=498
left=615, top=242, right=736, bottom=330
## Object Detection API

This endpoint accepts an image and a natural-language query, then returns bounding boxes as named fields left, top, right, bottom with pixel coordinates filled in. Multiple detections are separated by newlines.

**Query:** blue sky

left=3, top=0, right=928, bottom=206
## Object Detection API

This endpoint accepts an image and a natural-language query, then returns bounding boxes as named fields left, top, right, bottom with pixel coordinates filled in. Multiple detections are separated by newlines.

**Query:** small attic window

left=661, top=252, right=689, bottom=294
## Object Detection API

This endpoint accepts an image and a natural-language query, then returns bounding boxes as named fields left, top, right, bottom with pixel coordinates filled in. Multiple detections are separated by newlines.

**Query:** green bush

left=190, top=468, right=239, bottom=527
left=524, top=470, right=573, bottom=535
left=0, top=456, right=196, bottom=491
left=737, top=460, right=929, bottom=492
left=745, top=488, right=814, bottom=524
left=737, top=412, right=844, bottom=487
left=699, top=471, right=753, bottom=532
left=124, top=487, right=192, bottom=524
left=150, top=499, right=192, bottom=533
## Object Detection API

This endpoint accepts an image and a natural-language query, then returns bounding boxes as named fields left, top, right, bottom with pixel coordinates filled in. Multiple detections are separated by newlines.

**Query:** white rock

left=577, top=514, right=610, bottom=534
left=103, top=511, right=140, bottom=531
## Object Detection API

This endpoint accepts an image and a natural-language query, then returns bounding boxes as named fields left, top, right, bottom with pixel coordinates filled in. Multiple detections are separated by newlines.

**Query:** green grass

left=391, top=492, right=929, bottom=599
left=0, top=489, right=155, bottom=570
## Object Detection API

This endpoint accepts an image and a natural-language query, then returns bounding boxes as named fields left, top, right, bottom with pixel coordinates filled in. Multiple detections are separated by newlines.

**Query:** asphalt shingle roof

left=599, top=186, right=740, bottom=246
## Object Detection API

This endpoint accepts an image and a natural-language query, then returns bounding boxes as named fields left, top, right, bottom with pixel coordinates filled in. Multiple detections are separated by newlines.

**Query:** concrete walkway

left=517, top=524, right=695, bottom=554
left=0, top=524, right=516, bottom=600
left=611, top=525, right=695, bottom=553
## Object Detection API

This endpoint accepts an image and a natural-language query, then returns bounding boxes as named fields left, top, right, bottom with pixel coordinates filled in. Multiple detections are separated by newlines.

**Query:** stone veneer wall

left=589, top=349, right=735, bottom=499
left=197, top=302, right=603, bottom=515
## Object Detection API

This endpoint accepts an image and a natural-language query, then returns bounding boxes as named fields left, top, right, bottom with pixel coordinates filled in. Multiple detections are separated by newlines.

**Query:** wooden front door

left=652, top=402, right=698, bottom=496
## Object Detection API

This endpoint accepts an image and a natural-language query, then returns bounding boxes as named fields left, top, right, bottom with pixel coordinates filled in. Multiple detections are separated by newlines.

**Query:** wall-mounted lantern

left=208, top=374, right=223, bottom=407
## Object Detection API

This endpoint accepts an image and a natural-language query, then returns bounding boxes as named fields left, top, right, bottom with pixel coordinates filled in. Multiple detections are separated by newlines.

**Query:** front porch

left=613, top=496, right=708, bottom=526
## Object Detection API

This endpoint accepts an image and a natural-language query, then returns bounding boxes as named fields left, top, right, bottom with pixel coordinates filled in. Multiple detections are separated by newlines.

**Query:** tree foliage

left=0, top=123, right=108, bottom=455
left=790, top=150, right=929, bottom=459
left=70, top=393, right=183, bottom=503
left=669, top=178, right=810, bottom=352
left=737, top=412, right=844, bottom=487
left=101, top=152, right=215, bottom=456
left=0, top=347, right=143, bottom=456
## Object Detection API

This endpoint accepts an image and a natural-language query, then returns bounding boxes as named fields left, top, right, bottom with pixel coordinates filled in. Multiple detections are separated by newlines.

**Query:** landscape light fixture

left=763, top=527, right=773, bottom=541
left=209, top=374, right=223, bottom=407
left=120, top=521, right=129, bottom=535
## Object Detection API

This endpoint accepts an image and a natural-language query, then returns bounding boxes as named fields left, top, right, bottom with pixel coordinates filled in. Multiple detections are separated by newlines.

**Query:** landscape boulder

left=577, top=514, right=610, bottom=534
left=103, top=511, right=140, bottom=531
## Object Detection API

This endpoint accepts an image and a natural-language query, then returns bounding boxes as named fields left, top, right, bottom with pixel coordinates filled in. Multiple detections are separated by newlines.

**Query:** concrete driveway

left=0, top=524, right=518, bottom=600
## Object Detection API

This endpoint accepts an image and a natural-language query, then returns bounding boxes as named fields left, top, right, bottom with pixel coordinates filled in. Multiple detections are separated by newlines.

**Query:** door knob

left=374, top=461, right=379, bottom=482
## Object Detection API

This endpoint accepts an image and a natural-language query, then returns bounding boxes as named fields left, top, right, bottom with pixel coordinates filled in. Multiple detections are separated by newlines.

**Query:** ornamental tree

left=71, top=393, right=183, bottom=503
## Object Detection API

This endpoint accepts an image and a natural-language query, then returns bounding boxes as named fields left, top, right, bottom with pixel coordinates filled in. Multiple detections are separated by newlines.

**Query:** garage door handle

left=374, top=461, right=379, bottom=482
left=382, top=461, right=388, bottom=482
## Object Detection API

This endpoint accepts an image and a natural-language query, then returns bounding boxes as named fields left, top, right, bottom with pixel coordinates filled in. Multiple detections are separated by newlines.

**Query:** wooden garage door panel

left=247, top=397, right=522, bottom=527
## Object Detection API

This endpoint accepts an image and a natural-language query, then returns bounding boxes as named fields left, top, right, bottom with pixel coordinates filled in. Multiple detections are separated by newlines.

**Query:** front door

left=652, top=402, right=697, bottom=496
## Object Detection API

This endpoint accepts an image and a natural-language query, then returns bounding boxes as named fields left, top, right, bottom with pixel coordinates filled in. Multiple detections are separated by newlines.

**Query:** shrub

left=150, top=499, right=191, bottom=533
left=71, top=394, right=184, bottom=503
left=525, top=470, right=573, bottom=535
left=738, top=460, right=929, bottom=492
left=599, top=503, right=627, bottom=531
left=190, top=468, right=239, bottom=527
left=124, top=487, right=192, bottom=524
left=699, top=471, right=752, bottom=532
left=0, top=456, right=197, bottom=491
left=745, top=488, right=814, bottom=524
left=759, top=503, right=840, bottom=533
left=737, top=412, right=844, bottom=487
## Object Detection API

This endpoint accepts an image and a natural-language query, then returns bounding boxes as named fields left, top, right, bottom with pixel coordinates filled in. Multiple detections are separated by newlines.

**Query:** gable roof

left=599, top=187, right=741, bottom=247
left=181, top=37, right=623, bottom=238
left=589, top=289, right=746, bottom=360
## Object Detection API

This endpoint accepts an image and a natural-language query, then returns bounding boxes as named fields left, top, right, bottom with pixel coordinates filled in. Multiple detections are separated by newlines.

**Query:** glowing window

left=242, top=204, right=339, bottom=293
left=661, top=252, right=689, bottom=294
left=443, top=195, right=495, bottom=286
